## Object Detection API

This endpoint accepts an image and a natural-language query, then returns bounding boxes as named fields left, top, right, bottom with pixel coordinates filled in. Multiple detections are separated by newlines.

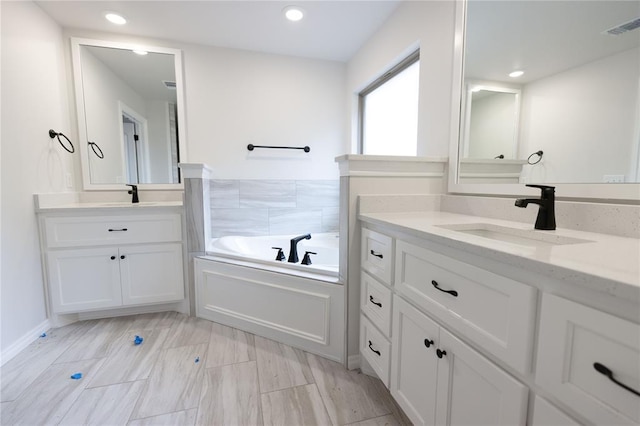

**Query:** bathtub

left=196, top=232, right=344, bottom=362
left=205, top=232, right=339, bottom=280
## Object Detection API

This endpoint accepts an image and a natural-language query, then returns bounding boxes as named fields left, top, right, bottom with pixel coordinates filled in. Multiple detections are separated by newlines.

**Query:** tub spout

left=288, top=234, right=311, bottom=263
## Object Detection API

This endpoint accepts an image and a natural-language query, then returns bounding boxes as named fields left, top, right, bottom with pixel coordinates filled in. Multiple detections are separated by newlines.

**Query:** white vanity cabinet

left=40, top=211, right=184, bottom=313
left=392, top=296, right=528, bottom=426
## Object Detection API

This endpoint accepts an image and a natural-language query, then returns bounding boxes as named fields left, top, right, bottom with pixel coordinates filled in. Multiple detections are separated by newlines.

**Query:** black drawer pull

left=431, top=280, right=458, bottom=297
left=108, top=228, right=128, bottom=232
left=424, top=339, right=434, bottom=348
left=368, top=340, right=381, bottom=356
left=370, top=250, right=383, bottom=259
left=594, top=362, right=640, bottom=397
left=369, top=295, right=382, bottom=308
left=436, top=349, right=447, bottom=359
left=110, top=255, right=116, bottom=260
left=120, top=255, right=125, bottom=260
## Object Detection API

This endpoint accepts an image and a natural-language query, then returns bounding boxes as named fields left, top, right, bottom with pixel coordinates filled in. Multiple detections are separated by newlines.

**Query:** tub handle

left=271, top=247, right=286, bottom=262
left=301, top=251, right=317, bottom=265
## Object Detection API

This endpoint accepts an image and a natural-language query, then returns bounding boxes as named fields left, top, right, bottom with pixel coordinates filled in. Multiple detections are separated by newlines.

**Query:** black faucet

left=515, top=184, right=556, bottom=230
left=288, top=234, right=311, bottom=263
left=126, top=184, right=139, bottom=204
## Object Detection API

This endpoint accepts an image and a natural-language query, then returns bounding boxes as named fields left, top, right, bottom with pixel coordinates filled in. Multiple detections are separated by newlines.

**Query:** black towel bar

left=247, top=144, right=310, bottom=153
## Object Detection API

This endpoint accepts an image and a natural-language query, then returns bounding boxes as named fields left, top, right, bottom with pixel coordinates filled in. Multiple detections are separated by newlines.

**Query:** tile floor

left=1, top=312, right=409, bottom=425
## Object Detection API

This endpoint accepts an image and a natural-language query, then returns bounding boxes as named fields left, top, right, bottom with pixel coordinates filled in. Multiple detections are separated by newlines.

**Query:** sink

left=91, top=201, right=163, bottom=207
left=436, top=223, right=593, bottom=248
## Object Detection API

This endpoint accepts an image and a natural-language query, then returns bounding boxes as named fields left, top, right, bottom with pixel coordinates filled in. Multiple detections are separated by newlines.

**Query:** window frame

left=358, top=50, right=420, bottom=154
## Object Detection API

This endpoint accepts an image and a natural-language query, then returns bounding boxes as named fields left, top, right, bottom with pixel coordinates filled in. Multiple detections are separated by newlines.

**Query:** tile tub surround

left=0, top=312, right=407, bottom=425
left=210, top=179, right=340, bottom=237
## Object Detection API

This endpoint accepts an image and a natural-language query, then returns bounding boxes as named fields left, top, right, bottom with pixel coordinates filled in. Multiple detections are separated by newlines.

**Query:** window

left=359, top=51, right=420, bottom=156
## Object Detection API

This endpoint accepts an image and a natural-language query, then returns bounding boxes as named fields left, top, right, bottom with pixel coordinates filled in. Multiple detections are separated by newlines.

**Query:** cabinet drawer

left=44, top=214, right=182, bottom=247
left=360, top=315, right=391, bottom=388
left=536, top=294, right=640, bottom=425
left=395, top=240, right=536, bottom=374
left=361, top=228, right=393, bottom=285
left=361, top=271, right=392, bottom=337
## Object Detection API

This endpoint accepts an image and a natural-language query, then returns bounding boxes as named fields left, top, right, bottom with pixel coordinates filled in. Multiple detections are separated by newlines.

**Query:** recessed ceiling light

left=284, top=6, right=304, bottom=22
left=133, top=50, right=148, bottom=56
left=105, top=13, right=127, bottom=25
left=509, top=70, right=524, bottom=78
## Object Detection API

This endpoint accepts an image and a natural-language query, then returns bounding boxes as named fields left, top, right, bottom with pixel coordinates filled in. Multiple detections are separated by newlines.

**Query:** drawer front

left=536, top=294, right=640, bottom=425
left=360, top=315, right=391, bottom=388
left=44, top=214, right=182, bottom=248
left=361, top=228, right=393, bottom=285
left=395, top=240, right=536, bottom=374
left=361, top=271, right=392, bottom=337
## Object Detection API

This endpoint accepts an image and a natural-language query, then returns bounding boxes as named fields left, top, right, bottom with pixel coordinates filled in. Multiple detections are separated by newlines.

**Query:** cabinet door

left=391, top=296, right=440, bottom=426
left=119, top=243, right=184, bottom=305
left=435, top=328, right=528, bottom=426
left=47, top=247, right=122, bottom=313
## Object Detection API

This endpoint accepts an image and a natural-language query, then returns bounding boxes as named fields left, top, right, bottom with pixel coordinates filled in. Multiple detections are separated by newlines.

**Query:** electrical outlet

left=603, top=175, right=625, bottom=183
left=65, top=173, right=73, bottom=188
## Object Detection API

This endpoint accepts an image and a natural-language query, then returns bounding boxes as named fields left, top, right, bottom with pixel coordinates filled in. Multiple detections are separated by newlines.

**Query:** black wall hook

left=48, top=129, right=75, bottom=154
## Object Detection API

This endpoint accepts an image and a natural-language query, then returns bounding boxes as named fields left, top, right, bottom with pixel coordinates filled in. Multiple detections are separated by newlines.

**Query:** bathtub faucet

left=288, top=234, right=311, bottom=263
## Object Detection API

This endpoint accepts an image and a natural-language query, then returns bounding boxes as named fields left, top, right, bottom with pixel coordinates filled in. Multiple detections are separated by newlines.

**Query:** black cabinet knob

left=436, top=349, right=447, bottom=359
left=110, top=255, right=116, bottom=260
left=120, top=255, right=125, bottom=259
left=424, top=339, right=434, bottom=348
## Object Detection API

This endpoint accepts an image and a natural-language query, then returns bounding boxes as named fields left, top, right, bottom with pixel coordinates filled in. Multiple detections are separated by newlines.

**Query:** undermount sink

left=94, top=201, right=163, bottom=207
left=436, top=223, right=593, bottom=248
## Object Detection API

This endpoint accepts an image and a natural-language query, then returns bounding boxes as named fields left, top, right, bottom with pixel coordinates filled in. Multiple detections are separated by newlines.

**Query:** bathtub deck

left=0, top=312, right=408, bottom=425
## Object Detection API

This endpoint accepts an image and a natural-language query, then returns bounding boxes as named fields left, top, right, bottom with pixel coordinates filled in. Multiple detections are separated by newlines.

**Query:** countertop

left=359, top=211, right=640, bottom=299
left=35, top=201, right=183, bottom=212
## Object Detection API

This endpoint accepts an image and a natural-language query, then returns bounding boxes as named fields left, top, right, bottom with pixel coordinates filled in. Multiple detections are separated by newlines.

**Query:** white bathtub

left=197, top=232, right=344, bottom=362
left=205, top=232, right=339, bottom=279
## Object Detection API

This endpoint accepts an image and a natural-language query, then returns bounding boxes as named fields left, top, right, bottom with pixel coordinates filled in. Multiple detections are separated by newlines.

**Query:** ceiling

left=36, top=0, right=400, bottom=62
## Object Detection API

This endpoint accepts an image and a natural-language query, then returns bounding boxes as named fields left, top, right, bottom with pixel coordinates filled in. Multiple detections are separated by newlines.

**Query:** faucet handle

left=301, top=251, right=317, bottom=265
left=272, top=247, right=285, bottom=262
left=526, top=184, right=555, bottom=198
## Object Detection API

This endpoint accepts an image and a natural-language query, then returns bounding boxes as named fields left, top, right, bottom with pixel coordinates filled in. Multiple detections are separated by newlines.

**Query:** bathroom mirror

left=71, top=38, right=187, bottom=190
left=449, top=1, right=640, bottom=200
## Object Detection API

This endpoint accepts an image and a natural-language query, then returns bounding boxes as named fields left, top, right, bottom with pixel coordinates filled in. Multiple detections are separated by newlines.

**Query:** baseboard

left=347, top=354, right=361, bottom=370
left=77, top=302, right=184, bottom=321
left=1, top=318, right=51, bottom=367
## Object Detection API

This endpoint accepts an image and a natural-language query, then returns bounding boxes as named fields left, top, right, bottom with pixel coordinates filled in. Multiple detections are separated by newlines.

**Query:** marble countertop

left=35, top=200, right=183, bottom=212
left=359, top=211, right=640, bottom=299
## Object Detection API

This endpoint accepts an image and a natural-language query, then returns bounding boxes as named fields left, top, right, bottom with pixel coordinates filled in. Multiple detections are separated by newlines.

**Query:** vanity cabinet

left=391, top=296, right=528, bottom=426
left=536, top=293, right=640, bottom=425
left=359, top=215, right=638, bottom=426
left=40, top=211, right=184, bottom=314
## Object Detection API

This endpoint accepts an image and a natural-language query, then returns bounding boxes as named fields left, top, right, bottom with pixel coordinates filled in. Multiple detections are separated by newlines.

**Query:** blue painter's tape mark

left=195, top=356, right=200, bottom=363
left=70, top=373, right=82, bottom=380
left=134, top=335, right=143, bottom=345
left=40, top=333, right=47, bottom=338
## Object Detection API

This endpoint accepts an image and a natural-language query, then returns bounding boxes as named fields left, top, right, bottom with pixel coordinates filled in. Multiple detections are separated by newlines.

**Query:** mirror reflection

left=79, top=44, right=180, bottom=185
left=460, top=1, right=640, bottom=184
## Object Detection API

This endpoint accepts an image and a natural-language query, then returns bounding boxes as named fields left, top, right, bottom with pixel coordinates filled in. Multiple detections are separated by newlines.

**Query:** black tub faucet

left=515, top=184, right=556, bottom=230
left=288, top=234, right=311, bottom=263
left=126, top=184, right=139, bottom=204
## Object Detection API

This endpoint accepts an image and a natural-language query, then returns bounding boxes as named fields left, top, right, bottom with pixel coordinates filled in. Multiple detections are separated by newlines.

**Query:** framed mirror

left=449, top=1, right=640, bottom=200
left=71, top=38, right=187, bottom=190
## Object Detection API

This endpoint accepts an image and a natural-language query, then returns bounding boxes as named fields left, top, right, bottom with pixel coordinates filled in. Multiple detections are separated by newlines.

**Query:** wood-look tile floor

left=1, top=312, right=409, bottom=426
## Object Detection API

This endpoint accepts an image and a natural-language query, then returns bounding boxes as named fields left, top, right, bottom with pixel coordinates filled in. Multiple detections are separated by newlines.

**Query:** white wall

left=519, top=48, right=639, bottom=183
left=81, top=48, right=147, bottom=184
left=185, top=45, right=345, bottom=180
left=346, top=1, right=456, bottom=157
left=1, top=1, right=72, bottom=353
